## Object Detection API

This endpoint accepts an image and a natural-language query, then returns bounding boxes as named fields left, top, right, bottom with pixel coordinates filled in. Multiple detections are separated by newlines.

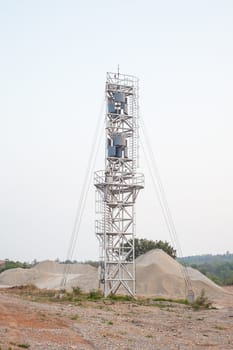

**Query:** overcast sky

left=1, top=0, right=233, bottom=262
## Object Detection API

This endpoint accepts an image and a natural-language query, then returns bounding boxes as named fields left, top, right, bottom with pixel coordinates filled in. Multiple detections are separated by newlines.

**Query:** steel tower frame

left=94, top=72, right=144, bottom=297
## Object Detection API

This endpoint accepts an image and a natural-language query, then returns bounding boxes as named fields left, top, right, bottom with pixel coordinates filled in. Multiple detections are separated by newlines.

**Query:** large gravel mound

left=136, top=249, right=226, bottom=298
left=0, top=261, right=98, bottom=292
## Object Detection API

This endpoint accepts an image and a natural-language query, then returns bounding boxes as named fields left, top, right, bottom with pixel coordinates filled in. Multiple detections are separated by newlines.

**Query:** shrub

left=191, top=289, right=213, bottom=310
left=72, top=286, right=82, bottom=296
left=88, top=289, right=103, bottom=300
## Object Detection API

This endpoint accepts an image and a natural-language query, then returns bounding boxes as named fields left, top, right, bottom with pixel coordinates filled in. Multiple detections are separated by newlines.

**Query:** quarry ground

left=0, top=287, right=233, bottom=350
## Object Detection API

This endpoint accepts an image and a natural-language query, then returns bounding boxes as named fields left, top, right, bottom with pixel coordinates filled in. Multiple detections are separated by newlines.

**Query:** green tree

left=123, top=238, right=176, bottom=261
left=0, top=260, right=30, bottom=273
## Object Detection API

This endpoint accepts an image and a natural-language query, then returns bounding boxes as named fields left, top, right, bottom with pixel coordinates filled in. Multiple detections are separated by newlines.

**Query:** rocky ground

left=0, top=287, right=233, bottom=350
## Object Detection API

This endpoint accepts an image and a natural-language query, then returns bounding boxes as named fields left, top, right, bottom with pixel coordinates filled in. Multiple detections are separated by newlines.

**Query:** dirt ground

left=0, top=287, right=233, bottom=350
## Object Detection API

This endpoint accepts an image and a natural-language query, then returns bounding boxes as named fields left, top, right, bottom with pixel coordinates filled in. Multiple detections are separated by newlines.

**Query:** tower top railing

left=106, top=72, right=138, bottom=88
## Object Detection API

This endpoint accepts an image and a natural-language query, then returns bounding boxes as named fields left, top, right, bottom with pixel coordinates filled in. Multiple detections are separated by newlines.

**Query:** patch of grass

left=165, top=307, right=176, bottom=312
left=145, top=297, right=190, bottom=310
left=152, top=297, right=189, bottom=305
left=88, top=289, right=103, bottom=300
left=12, top=284, right=215, bottom=314
left=96, top=304, right=113, bottom=311
left=70, top=314, right=79, bottom=320
left=17, top=344, right=30, bottom=349
left=107, top=294, right=134, bottom=302
left=150, top=302, right=168, bottom=309
left=145, top=334, right=153, bottom=338
left=119, top=330, right=127, bottom=336
left=72, top=286, right=82, bottom=296
left=59, top=288, right=66, bottom=294
left=12, top=285, right=57, bottom=302
left=214, top=325, right=226, bottom=330
left=107, top=320, right=113, bottom=325
left=39, top=312, right=46, bottom=319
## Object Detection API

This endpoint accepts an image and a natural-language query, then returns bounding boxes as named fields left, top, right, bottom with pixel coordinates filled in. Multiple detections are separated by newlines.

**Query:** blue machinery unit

left=94, top=72, right=144, bottom=297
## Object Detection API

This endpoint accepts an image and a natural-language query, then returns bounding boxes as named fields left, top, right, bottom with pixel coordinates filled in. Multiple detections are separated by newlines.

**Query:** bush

left=191, top=289, right=213, bottom=310
left=72, top=286, right=82, bottom=295
left=88, top=289, right=103, bottom=300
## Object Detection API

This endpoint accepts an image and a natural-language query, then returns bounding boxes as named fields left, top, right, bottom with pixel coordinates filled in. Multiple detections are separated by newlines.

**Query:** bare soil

left=0, top=287, right=233, bottom=350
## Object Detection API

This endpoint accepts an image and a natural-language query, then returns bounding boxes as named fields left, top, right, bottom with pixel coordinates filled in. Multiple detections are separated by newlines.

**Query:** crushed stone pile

left=0, top=249, right=228, bottom=299
left=0, top=261, right=99, bottom=292
left=136, top=249, right=226, bottom=299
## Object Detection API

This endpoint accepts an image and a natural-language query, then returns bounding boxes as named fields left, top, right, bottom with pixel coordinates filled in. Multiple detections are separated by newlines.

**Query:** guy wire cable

left=61, top=97, right=105, bottom=287
left=140, top=115, right=193, bottom=295
left=142, top=123, right=182, bottom=254
left=140, top=131, right=192, bottom=294
left=140, top=141, right=176, bottom=251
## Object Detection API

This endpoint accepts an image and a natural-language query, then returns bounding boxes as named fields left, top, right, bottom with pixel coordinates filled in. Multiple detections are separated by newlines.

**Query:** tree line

left=188, top=261, right=233, bottom=286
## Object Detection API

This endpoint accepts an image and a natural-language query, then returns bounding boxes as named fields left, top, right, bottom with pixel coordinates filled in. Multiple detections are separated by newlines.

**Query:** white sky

left=0, top=0, right=233, bottom=262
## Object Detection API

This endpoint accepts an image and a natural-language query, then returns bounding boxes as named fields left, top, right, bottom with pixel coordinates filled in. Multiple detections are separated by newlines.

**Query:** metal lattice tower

left=94, top=71, right=144, bottom=297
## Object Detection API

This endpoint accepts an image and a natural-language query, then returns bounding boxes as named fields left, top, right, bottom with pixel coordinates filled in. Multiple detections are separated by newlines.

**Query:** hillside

left=179, top=254, right=233, bottom=286
left=178, top=253, right=233, bottom=265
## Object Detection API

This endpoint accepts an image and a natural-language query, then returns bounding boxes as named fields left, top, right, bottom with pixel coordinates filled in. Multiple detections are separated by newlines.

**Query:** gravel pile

left=136, top=249, right=226, bottom=298
left=0, top=261, right=98, bottom=292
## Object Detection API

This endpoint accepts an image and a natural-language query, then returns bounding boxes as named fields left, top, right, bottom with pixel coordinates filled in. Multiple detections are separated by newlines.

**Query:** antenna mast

left=94, top=71, right=144, bottom=297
